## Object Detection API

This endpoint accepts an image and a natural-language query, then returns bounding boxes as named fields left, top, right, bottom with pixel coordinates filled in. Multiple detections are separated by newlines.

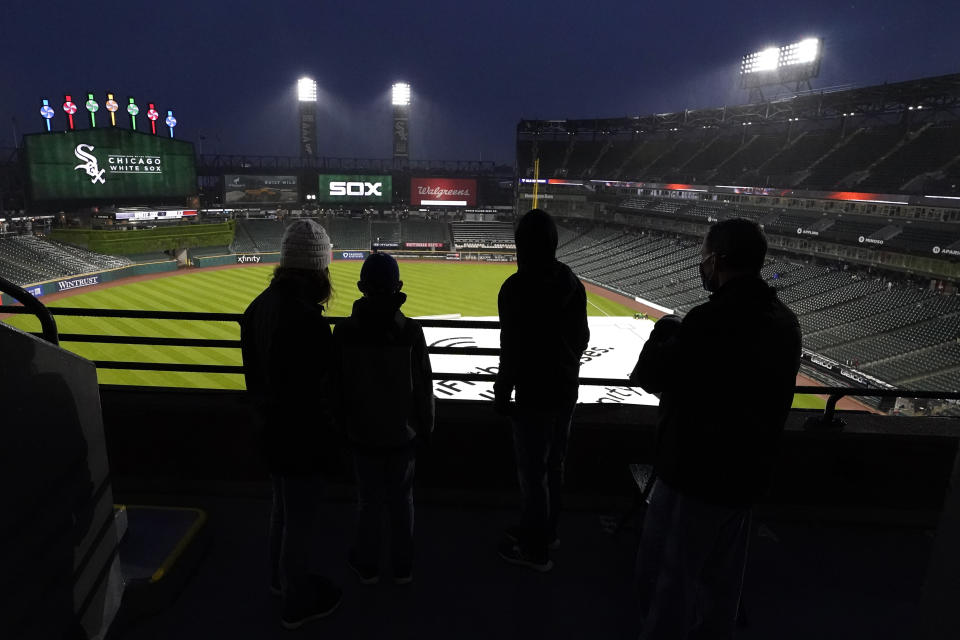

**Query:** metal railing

left=2, top=304, right=959, bottom=429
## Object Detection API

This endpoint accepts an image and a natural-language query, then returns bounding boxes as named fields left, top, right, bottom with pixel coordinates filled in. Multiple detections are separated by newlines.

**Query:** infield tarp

left=423, top=316, right=658, bottom=405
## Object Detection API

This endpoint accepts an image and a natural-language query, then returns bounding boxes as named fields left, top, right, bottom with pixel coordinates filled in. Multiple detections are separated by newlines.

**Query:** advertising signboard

left=25, top=129, right=196, bottom=201
left=225, top=175, right=298, bottom=203
left=403, top=242, right=448, bottom=249
left=336, top=250, right=369, bottom=260
left=56, top=275, right=101, bottom=292
left=411, top=178, right=477, bottom=206
left=317, top=174, right=392, bottom=204
left=114, top=209, right=197, bottom=221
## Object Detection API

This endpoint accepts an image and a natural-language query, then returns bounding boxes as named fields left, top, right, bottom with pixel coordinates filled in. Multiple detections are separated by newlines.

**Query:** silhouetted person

left=630, top=218, right=801, bottom=639
left=494, top=208, right=589, bottom=572
left=240, top=219, right=342, bottom=629
left=332, top=252, right=434, bottom=585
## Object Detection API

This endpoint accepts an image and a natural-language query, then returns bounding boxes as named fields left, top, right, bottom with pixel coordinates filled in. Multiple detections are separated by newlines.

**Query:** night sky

left=3, top=1, right=958, bottom=164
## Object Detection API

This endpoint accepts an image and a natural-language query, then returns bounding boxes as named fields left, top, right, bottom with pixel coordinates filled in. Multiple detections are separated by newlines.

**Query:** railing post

left=0, top=276, right=59, bottom=345
left=804, top=392, right=847, bottom=431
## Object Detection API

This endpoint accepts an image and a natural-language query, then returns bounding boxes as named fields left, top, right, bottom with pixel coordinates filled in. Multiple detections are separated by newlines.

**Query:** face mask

left=699, top=256, right=719, bottom=292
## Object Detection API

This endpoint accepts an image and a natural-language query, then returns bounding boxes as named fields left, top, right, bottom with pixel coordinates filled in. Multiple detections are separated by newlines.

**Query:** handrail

left=0, top=278, right=59, bottom=345
left=2, top=305, right=959, bottom=430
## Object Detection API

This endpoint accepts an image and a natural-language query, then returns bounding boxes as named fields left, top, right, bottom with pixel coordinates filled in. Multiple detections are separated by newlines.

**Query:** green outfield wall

left=193, top=251, right=280, bottom=268
left=50, top=221, right=235, bottom=255
left=1, top=259, right=178, bottom=305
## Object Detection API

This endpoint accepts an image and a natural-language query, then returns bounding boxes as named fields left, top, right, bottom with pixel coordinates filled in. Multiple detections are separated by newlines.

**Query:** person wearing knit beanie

left=241, top=216, right=342, bottom=627
left=281, top=219, right=332, bottom=272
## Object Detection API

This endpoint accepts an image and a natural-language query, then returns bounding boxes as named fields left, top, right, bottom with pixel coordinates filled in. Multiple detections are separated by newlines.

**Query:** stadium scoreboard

left=317, top=174, right=392, bottom=204
left=25, top=129, right=197, bottom=201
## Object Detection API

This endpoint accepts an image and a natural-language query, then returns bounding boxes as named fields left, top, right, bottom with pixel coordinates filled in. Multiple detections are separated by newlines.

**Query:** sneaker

left=504, top=525, right=560, bottom=551
left=497, top=539, right=553, bottom=573
left=347, top=550, right=380, bottom=585
left=393, top=566, right=414, bottom=585
left=280, top=584, right=342, bottom=630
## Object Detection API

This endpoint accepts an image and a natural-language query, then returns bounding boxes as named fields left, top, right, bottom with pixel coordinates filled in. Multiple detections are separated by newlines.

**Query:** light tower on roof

left=298, top=77, right=318, bottom=158
left=392, top=82, right=411, bottom=167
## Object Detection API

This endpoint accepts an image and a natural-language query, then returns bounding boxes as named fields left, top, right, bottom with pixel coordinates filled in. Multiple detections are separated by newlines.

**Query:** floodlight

left=755, top=47, right=780, bottom=72
left=780, top=38, right=820, bottom=66
left=392, top=82, right=411, bottom=106
left=298, top=77, right=317, bottom=102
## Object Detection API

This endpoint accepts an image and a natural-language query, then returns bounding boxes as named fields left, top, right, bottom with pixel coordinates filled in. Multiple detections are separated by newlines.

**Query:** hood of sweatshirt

left=514, top=259, right=582, bottom=311
left=350, top=291, right=408, bottom=328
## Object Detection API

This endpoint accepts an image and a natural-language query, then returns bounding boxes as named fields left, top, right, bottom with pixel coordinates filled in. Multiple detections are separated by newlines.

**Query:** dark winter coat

left=331, top=292, right=435, bottom=450
left=495, top=260, right=590, bottom=412
left=241, top=276, right=335, bottom=475
left=630, top=275, right=802, bottom=507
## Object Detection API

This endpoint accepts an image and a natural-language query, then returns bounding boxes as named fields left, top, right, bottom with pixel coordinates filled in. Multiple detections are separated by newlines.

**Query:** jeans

left=353, top=447, right=416, bottom=572
left=636, top=479, right=751, bottom=640
left=269, top=474, right=325, bottom=603
left=511, top=406, right=574, bottom=558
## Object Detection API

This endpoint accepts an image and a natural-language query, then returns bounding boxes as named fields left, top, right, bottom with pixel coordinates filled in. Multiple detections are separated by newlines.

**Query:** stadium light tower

left=740, top=37, right=822, bottom=102
left=392, top=82, right=410, bottom=166
left=298, top=77, right=318, bottom=158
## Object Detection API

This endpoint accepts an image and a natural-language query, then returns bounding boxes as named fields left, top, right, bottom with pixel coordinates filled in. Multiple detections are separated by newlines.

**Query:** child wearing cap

left=331, top=252, right=435, bottom=585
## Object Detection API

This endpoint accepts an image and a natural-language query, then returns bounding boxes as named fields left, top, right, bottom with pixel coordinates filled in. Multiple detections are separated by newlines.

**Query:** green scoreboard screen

left=25, top=129, right=197, bottom=201
left=317, top=174, right=392, bottom=204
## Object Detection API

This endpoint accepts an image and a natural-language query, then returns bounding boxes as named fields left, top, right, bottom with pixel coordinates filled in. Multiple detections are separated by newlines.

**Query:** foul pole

left=532, top=158, right=540, bottom=208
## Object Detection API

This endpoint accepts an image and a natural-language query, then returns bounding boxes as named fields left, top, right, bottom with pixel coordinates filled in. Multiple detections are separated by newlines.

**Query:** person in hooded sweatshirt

left=241, top=219, right=342, bottom=630
left=494, top=208, right=590, bottom=572
left=332, top=252, right=434, bottom=586
left=629, top=218, right=801, bottom=639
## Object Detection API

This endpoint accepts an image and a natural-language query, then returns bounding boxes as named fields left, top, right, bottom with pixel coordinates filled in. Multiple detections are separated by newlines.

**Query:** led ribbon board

left=24, top=128, right=197, bottom=200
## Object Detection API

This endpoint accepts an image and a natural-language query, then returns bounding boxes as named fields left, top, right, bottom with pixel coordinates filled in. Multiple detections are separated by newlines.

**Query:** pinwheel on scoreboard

left=63, top=95, right=78, bottom=130
left=39, top=99, right=55, bottom=132
left=105, top=93, right=119, bottom=127
left=147, top=103, right=160, bottom=135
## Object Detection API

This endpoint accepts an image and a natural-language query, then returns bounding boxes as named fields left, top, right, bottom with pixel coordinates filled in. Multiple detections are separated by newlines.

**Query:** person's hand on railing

left=494, top=389, right=515, bottom=417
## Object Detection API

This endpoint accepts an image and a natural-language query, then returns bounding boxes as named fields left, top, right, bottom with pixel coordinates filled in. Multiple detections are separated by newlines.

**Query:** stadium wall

left=49, top=221, right=236, bottom=256
left=192, top=251, right=280, bottom=268
left=0, top=259, right=177, bottom=304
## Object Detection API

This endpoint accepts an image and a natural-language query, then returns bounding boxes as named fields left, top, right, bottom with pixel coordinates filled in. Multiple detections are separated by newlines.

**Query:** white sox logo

left=74, top=144, right=106, bottom=184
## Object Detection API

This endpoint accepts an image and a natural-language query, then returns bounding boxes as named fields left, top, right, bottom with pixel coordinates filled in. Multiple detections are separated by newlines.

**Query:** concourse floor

left=110, top=493, right=931, bottom=640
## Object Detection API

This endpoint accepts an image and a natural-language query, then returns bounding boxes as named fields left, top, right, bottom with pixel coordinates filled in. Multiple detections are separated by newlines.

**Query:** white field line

left=587, top=297, right=610, bottom=317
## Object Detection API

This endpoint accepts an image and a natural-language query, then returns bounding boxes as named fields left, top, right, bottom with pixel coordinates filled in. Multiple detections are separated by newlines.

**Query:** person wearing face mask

left=628, top=218, right=801, bottom=640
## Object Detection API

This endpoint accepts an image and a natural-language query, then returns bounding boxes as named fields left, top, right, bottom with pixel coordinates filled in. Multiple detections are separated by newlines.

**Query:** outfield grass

left=0, top=262, right=826, bottom=408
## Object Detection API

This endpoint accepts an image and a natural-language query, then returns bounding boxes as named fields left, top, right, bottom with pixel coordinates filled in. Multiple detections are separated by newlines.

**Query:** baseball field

left=0, top=261, right=825, bottom=408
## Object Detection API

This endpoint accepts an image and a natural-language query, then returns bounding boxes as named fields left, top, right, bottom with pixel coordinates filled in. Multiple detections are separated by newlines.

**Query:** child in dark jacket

left=332, top=252, right=434, bottom=585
